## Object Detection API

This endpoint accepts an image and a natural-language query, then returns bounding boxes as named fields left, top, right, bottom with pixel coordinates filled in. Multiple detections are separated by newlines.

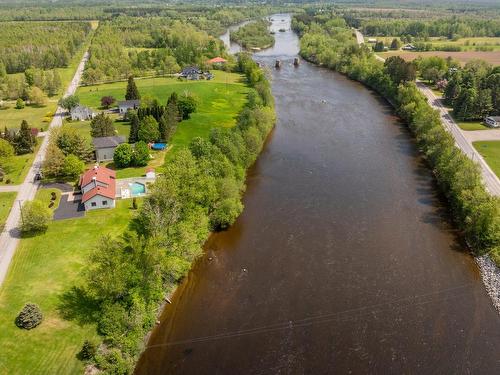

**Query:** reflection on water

left=135, top=14, right=500, bottom=375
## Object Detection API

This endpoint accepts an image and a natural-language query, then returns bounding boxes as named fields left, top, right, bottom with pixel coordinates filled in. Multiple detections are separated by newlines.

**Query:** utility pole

left=18, top=200, right=24, bottom=226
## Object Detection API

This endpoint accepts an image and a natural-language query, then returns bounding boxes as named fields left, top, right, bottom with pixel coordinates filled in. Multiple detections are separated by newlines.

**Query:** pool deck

left=115, top=177, right=156, bottom=198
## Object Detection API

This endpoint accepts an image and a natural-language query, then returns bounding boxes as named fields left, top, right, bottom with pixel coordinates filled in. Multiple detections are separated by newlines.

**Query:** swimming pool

left=130, top=182, right=146, bottom=196
left=151, top=143, right=167, bottom=150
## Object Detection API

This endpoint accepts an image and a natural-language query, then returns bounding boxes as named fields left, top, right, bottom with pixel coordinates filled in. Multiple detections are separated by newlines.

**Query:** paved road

left=353, top=30, right=500, bottom=196
left=0, top=51, right=89, bottom=286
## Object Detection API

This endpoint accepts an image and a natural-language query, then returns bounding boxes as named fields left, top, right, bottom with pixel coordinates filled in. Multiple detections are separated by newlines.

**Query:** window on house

left=102, top=200, right=108, bottom=205
left=91, top=202, right=97, bottom=207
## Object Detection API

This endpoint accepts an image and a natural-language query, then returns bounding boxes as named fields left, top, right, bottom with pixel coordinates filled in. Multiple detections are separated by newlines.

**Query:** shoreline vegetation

left=74, top=53, right=275, bottom=373
left=292, top=15, right=500, bottom=271
left=230, top=20, right=275, bottom=50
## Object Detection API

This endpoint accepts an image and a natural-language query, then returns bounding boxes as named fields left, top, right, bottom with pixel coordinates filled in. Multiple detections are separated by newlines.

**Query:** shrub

left=113, top=143, right=134, bottom=168
left=15, top=303, right=43, bottom=329
left=15, top=98, right=25, bottom=109
left=79, top=340, right=98, bottom=360
left=21, top=199, right=52, bottom=233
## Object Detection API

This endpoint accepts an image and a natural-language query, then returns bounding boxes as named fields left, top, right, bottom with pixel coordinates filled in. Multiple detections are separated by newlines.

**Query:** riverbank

left=295, top=16, right=500, bottom=314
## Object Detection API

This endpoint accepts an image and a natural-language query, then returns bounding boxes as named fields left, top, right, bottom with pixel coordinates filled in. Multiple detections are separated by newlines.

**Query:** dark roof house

left=180, top=66, right=202, bottom=80
left=118, top=100, right=140, bottom=114
left=92, top=135, right=126, bottom=162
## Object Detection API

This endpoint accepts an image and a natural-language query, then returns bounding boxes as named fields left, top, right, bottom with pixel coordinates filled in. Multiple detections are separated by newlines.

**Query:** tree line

left=0, top=21, right=91, bottom=74
left=62, top=53, right=275, bottom=373
left=295, top=15, right=500, bottom=264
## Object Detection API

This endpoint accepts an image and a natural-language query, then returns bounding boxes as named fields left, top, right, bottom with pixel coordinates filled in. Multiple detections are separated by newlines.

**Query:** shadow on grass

left=57, top=286, right=100, bottom=326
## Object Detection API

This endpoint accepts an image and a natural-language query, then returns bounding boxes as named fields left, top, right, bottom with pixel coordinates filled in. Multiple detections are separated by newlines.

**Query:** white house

left=92, top=135, right=126, bottom=162
left=484, top=116, right=500, bottom=128
left=70, top=105, right=96, bottom=121
left=79, top=166, right=116, bottom=211
left=118, top=99, right=140, bottom=114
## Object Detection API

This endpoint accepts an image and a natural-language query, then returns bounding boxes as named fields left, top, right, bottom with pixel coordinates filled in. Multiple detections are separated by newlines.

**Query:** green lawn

left=473, top=141, right=500, bottom=178
left=0, top=198, right=139, bottom=375
left=0, top=192, right=16, bottom=230
left=0, top=140, right=42, bottom=185
left=35, top=187, right=62, bottom=214
left=376, top=36, right=500, bottom=51
left=447, top=111, right=489, bottom=131
left=76, top=71, right=251, bottom=161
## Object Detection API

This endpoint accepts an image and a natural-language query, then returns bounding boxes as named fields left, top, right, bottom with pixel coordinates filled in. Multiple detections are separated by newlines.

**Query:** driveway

left=53, top=193, right=85, bottom=221
left=462, top=129, right=500, bottom=142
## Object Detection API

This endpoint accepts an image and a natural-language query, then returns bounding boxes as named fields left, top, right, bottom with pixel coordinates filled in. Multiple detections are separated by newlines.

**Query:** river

left=135, top=14, right=500, bottom=374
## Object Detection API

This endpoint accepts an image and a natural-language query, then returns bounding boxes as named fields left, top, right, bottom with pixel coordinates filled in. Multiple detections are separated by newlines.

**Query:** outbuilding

left=92, top=135, right=126, bottom=162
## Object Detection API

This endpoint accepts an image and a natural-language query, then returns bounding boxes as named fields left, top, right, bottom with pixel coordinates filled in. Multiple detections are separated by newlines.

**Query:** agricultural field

left=374, top=36, right=500, bottom=51
left=0, top=197, right=139, bottom=375
left=377, top=50, right=500, bottom=66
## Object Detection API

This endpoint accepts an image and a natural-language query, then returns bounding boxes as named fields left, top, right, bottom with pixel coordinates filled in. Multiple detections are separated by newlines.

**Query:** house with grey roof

left=70, top=105, right=96, bottom=121
left=180, top=66, right=202, bottom=80
left=92, top=135, right=126, bottom=162
left=118, top=100, right=140, bottom=114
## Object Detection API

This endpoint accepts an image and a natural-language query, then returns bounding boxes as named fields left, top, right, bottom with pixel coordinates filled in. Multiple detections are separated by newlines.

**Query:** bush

left=15, top=98, right=25, bottom=109
left=15, top=303, right=43, bottom=329
left=79, top=340, right=98, bottom=361
left=21, top=199, right=52, bottom=233
left=113, top=143, right=134, bottom=168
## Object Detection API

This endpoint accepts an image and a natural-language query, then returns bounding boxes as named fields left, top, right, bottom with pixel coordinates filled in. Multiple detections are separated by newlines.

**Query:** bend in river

left=136, top=15, right=500, bottom=374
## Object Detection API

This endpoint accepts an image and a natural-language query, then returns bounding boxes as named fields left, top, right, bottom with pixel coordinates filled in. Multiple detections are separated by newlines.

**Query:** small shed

left=207, top=57, right=227, bottom=65
left=146, top=168, right=156, bottom=179
left=70, top=105, right=96, bottom=121
left=92, top=135, right=126, bottom=162
left=118, top=100, right=140, bottom=114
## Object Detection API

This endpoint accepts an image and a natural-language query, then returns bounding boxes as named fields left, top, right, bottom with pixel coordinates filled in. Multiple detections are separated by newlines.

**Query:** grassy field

left=0, top=140, right=42, bottom=185
left=374, top=36, right=500, bottom=52
left=0, top=198, right=138, bottom=375
left=473, top=141, right=500, bottom=178
left=0, top=192, right=16, bottom=229
left=76, top=71, right=251, bottom=161
left=377, top=50, right=500, bottom=66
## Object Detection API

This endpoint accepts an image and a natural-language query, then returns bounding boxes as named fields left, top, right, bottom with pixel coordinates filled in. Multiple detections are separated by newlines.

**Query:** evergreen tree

left=15, top=120, right=34, bottom=154
left=138, top=115, right=159, bottom=143
left=159, top=101, right=179, bottom=142
left=128, top=112, right=140, bottom=143
left=125, top=76, right=140, bottom=100
left=90, top=113, right=116, bottom=138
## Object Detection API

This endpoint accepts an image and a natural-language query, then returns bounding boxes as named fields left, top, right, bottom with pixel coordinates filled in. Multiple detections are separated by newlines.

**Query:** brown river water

left=135, top=15, right=500, bottom=374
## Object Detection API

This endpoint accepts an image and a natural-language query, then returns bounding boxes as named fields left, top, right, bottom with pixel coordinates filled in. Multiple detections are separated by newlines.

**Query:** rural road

left=0, top=51, right=89, bottom=287
left=354, top=30, right=500, bottom=196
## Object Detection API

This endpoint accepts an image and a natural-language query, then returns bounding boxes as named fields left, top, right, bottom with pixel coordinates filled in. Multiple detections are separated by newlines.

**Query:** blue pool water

left=152, top=143, right=167, bottom=150
left=130, top=182, right=146, bottom=196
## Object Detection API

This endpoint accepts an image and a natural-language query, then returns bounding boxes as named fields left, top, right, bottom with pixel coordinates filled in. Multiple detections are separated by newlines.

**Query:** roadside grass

left=0, top=198, right=139, bottom=375
left=76, top=71, right=251, bottom=161
left=0, top=192, right=16, bottom=230
left=377, top=50, right=500, bottom=66
left=473, top=141, right=500, bottom=178
left=447, top=111, right=489, bottom=131
left=0, top=140, right=42, bottom=186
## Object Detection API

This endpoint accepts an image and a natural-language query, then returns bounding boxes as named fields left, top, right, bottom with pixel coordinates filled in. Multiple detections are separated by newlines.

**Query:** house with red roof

left=207, top=57, right=227, bottom=65
left=79, top=166, right=116, bottom=210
